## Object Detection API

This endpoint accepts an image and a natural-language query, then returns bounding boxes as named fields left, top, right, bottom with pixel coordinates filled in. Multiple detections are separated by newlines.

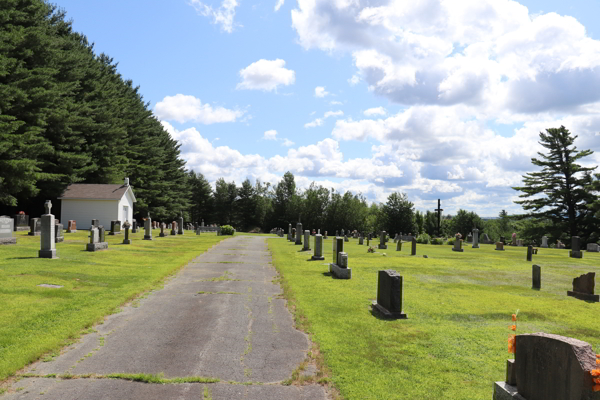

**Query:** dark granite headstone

left=526, top=245, right=533, bottom=262
left=28, top=218, right=41, bottom=236
left=570, top=236, right=583, bottom=258
left=131, top=220, right=138, bottom=233
left=13, top=214, right=29, bottom=231
left=515, top=333, right=598, bottom=400
left=496, top=242, right=504, bottom=251
left=532, top=265, right=541, bottom=290
left=372, top=270, right=407, bottom=319
left=54, top=223, right=64, bottom=243
left=0, top=216, right=16, bottom=245
left=109, top=220, right=121, bottom=235
left=91, top=219, right=99, bottom=228
left=98, top=226, right=106, bottom=243
left=411, top=237, right=417, bottom=256
left=567, top=272, right=598, bottom=302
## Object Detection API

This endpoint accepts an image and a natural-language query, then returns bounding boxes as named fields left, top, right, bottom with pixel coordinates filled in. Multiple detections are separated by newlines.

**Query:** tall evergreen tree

left=382, top=192, right=416, bottom=235
left=512, top=126, right=597, bottom=241
left=237, top=178, right=257, bottom=231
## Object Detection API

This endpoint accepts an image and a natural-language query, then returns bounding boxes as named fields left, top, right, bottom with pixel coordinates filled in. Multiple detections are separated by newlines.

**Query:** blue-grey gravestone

left=39, top=201, right=58, bottom=259
left=295, top=223, right=302, bottom=245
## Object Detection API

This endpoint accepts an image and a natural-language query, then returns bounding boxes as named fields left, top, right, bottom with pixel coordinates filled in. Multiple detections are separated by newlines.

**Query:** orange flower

left=510, top=325, right=516, bottom=331
left=594, top=378, right=600, bottom=384
left=512, top=314, right=517, bottom=321
left=591, top=369, right=600, bottom=377
left=594, top=384, right=600, bottom=392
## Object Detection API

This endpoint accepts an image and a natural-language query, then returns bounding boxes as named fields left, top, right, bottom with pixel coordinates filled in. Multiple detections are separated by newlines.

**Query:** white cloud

left=189, top=0, right=239, bottom=33
left=348, top=75, right=360, bottom=86
left=330, top=100, right=343, bottom=105
left=304, top=118, right=324, bottom=128
left=364, top=107, right=387, bottom=116
left=263, top=130, right=278, bottom=140
left=324, top=110, right=344, bottom=118
left=314, top=86, right=329, bottom=97
left=282, top=138, right=295, bottom=146
left=154, top=94, right=244, bottom=124
left=274, top=0, right=285, bottom=11
left=237, top=59, right=296, bottom=92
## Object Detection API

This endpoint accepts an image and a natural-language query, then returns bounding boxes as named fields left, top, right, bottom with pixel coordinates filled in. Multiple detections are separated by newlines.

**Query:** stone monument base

left=39, top=249, right=58, bottom=259
left=28, top=232, right=41, bottom=236
left=493, top=382, right=525, bottom=400
left=311, top=255, right=325, bottom=260
left=0, top=237, right=17, bottom=245
left=378, top=244, right=387, bottom=249
left=108, top=232, right=121, bottom=235
left=87, top=242, right=108, bottom=252
left=569, top=250, right=583, bottom=258
left=66, top=229, right=77, bottom=233
left=472, top=244, right=479, bottom=249
left=143, top=235, right=153, bottom=240
left=371, top=301, right=407, bottom=319
left=55, top=237, right=64, bottom=243
left=452, top=248, right=464, bottom=252
left=160, top=232, right=167, bottom=237
left=123, top=239, right=131, bottom=245
left=567, top=290, right=599, bottom=302
left=330, top=263, right=351, bottom=279
left=15, top=226, right=29, bottom=231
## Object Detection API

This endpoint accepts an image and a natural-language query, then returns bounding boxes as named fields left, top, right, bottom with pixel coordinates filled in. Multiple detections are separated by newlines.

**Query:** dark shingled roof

left=59, top=184, right=133, bottom=200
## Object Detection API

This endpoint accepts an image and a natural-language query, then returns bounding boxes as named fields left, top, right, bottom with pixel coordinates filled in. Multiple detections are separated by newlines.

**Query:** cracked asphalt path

left=5, top=236, right=327, bottom=400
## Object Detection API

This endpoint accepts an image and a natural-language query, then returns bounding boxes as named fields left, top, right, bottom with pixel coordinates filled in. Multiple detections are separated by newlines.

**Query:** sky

left=53, top=0, right=600, bottom=217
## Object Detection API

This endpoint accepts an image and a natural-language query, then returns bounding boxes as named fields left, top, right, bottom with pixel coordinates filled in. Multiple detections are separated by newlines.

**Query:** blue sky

left=54, top=0, right=600, bottom=216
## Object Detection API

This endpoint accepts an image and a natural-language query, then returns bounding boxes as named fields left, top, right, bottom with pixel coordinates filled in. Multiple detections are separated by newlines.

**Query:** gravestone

left=13, top=214, right=29, bottom=231
left=335, top=230, right=339, bottom=237
left=411, top=237, right=417, bottom=256
left=312, top=234, right=324, bottom=260
left=86, top=226, right=108, bottom=251
left=288, top=224, right=292, bottom=241
left=570, top=236, right=583, bottom=258
left=394, top=233, right=399, bottom=243
left=28, top=218, right=41, bottom=236
left=472, top=228, right=479, bottom=248
left=178, top=216, right=184, bottom=235
left=512, top=235, right=517, bottom=246
left=201, top=219, right=205, bottom=227
left=567, top=272, right=598, bottom=302
left=122, top=221, right=131, bottom=244
left=586, top=243, right=599, bottom=252
left=371, top=270, right=407, bottom=319
left=496, top=242, right=505, bottom=251
left=541, top=236, right=548, bottom=248
left=366, top=236, right=370, bottom=246
left=467, top=233, right=473, bottom=243
left=557, top=240, right=565, bottom=249
left=131, top=220, right=138, bottom=233
left=330, top=237, right=351, bottom=279
left=368, top=233, right=372, bottom=241
left=526, top=245, right=533, bottom=262
left=303, top=230, right=311, bottom=251
left=91, top=219, right=99, bottom=228
left=396, top=240, right=402, bottom=251
left=344, top=235, right=348, bottom=242
left=0, top=216, right=16, bottom=245
left=109, top=220, right=121, bottom=235
left=171, top=222, right=177, bottom=236
left=532, top=265, right=541, bottom=290
left=452, top=235, right=463, bottom=252
left=98, top=226, right=106, bottom=243
left=481, top=233, right=493, bottom=244
left=160, top=223, right=167, bottom=237
left=379, top=231, right=388, bottom=249
left=341, top=229, right=345, bottom=236
left=295, top=223, right=302, bottom=245
left=494, top=332, right=599, bottom=400
left=143, top=214, right=153, bottom=240
left=54, top=223, right=64, bottom=243
left=324, top=231, right=328, bottom=239
left=332, top=237, right=343, bottom=264
left=67, top=220, right=77, bottom=233
left=359, top=236, right=363, bottom=245
left=39, top=201, right=58, bottom=259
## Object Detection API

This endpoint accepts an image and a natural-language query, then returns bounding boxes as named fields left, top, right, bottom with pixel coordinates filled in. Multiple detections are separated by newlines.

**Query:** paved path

left=6, top=236, right=327, bottom=400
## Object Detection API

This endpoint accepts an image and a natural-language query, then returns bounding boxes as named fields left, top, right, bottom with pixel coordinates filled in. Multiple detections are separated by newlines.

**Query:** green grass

left=0, top=229, right=226, bottom=381
left=268, top=238, right=600, bottom=400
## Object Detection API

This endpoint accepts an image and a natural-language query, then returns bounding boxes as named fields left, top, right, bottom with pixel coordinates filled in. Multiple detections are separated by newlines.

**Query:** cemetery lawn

left=0, top=230, right=226, bottom=382
left=268, top=238, right=600, bottom=400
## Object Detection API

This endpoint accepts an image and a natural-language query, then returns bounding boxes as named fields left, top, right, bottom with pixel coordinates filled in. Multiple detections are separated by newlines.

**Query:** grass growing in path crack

left=0, top=230, right=227, bottom=382
left=268, top=237, right=600, bottom=400
left=106, top=373, right=219, bottom=384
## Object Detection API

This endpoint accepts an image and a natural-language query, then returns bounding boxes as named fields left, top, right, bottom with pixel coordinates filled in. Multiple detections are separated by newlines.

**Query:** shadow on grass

left=6, top=257, right=38, bottom=260
left=322, top=272, right=332, bottom=277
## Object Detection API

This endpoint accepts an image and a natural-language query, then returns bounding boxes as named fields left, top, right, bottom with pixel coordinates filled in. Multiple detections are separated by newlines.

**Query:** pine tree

left=237, top=179, right=257, bottom=231
left=512, top=126, right=597, bottom=240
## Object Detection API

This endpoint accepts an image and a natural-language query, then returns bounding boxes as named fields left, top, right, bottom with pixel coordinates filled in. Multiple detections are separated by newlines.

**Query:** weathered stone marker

left=312, top=234, right=324, bottom=260
left=171, top=221, right=177, bottom=236
left=396, top=240, right=402, bottom=251
left=109, top=220, right=121, bottom=235
left=371, top=270, right=407, bottom=319
left=122, top=221, right=131, bottom=244
left=472, top=228, right=479, bottom=248
left=143, top=214, right=153, bottom=240
left=541, top=235, right=548, bottom=248
left=13, top=214, right=29, bottom=231
left=344, top=234, right=348, bottom=242
left=359, top=235, right=363, bottom=245
left=160, top=223, right=167, bottom=237
left=0, top=216, right=16, bottom=245
left=178, top=215, right=184, bottom=235
left=54, top=223, right=64, bottom=243
left=330, top=237, right=351, bottom=279
left=532, top=265, right=541, bottom=290
left=570, top=236, right=583, bottom=258
left=495, top=242, right=505, bottom=251
left=91, top=219, right=99, bottom=228
left=131, top=220, right=138, bottom=233
left=323, top=231, right=327, bottom=239
left=303, top=230, right=311, bottom=251
left=411, top=237, right=417, bottom=256
left=526, top=245, right=533, bottom=262
left=28, top=218, right=41, bottom=236
left=288, top=224, right=292, bottom=241
left=39, top=201, right=58, bottom=259
left=379, top=231, right=388, bottom=249
left=494, top=332, right=599, bottom=400
left=295, top=223, right=302, bottom=245
left=452, top=235, right=463, bottom=252
left=67, top=220, right=77, bottom=233
left=587, top=243, right=599, bottom=252
left=567, top=272, right=599, bottom=302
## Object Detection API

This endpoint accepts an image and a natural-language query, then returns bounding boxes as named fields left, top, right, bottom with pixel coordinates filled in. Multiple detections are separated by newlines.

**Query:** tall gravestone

left=178, top=216, right=184, bottom=235
left=359, top=235, right=363, bottom=245
left=109, top=220, right=121, bottom=235
left=28, top=218, right=41, bottom=236
left=472, top=228, right=479, bottom=248
left=312, top=234, right=324, bottom=260
left=13, top=214, right=29, bottom=231
left=55, top=223, right=64, bottom=243
left=39, top=201, right=58, bottom=259
left=541, top=236, right=548, bottom=248
left=143, top=214, right=153, bottom=240
left=372, top=270, right=407, bottom=319
left=396, top=240, right=402, bottom=251
left=532, top=265, right=541, bottom=290
left=295, top=223, right=302, bottom=245
left=567, top=272, right=598, bottom=302
left=411, top=237, right=417, bottom=256
left=131, top=220, right=138, bottom=233
left=303, top=230, right=311, bottom=251
left=329, top=237, right=351, bottom=278
left=171, top=221, right=177, bottom=235
left=0, top=216, right=16, bottom=245
left=288, top=224, right=292, bottom=241
left=160, top=223, right=167, bottom=237
left=570, top=236, right=583, bottom=258
left=324, top=231, right=327, bottom=239
left=526, top=245, right=533, bottom=262
left=122, top=221, right=131, bottom=244
left=378, top=231, right=388, bottom=249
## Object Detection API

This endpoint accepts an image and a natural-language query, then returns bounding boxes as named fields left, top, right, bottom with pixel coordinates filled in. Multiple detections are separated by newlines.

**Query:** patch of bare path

left=5, top=236, right=327, bottom=400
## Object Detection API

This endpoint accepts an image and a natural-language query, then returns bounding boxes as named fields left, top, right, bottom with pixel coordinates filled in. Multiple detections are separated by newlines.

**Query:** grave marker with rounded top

left=378, top=231, right=388, bottom=249
left=38, top=201, right=58, bottom=259
left=411, top=237, right=417, bottom=256
left=452, top=235, right=464, bottom=252
left=371, top=270, right=407, bottom=319
left=143, top=213, right=153, bottom=240
left=569, top=236, right=583, bottom=258
left=359, top=235, right=363, bottom=245
left=295, top=223, right=302, bottom=245
left=396, top=240, right=402, bottom=251
left=312, top=234, right=324, bottom=260
left=344, top=234, right=348, bottom=242
left=0, top=216, right=16, bottom=245
left=541, top=235, right=548, bottom=248
left=526, top=245, right=533, bottom=262
left=303, top=230, right=311, bottom=251
left=178, top=215, right=184, bottom=235
left=171, top=221, right=177, bottom=235
left=472, top=228, right=479, bottom=248
left=160, top=223, right=167, bottom=237
left=131, top=220, right=137, bottom=233
left=586, top=243, right=599, bottom=252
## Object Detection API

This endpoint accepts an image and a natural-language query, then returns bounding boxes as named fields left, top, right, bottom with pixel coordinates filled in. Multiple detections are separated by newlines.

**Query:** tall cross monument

left=434, top=199, right=443, bottom=237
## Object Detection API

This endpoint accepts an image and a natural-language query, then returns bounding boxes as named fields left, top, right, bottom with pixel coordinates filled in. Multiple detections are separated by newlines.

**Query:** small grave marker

left=567, top=272, right=598, bottom=302
left=0, top=216, right=16, bottom=245
left=371, top=270, right=407, bottom=319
